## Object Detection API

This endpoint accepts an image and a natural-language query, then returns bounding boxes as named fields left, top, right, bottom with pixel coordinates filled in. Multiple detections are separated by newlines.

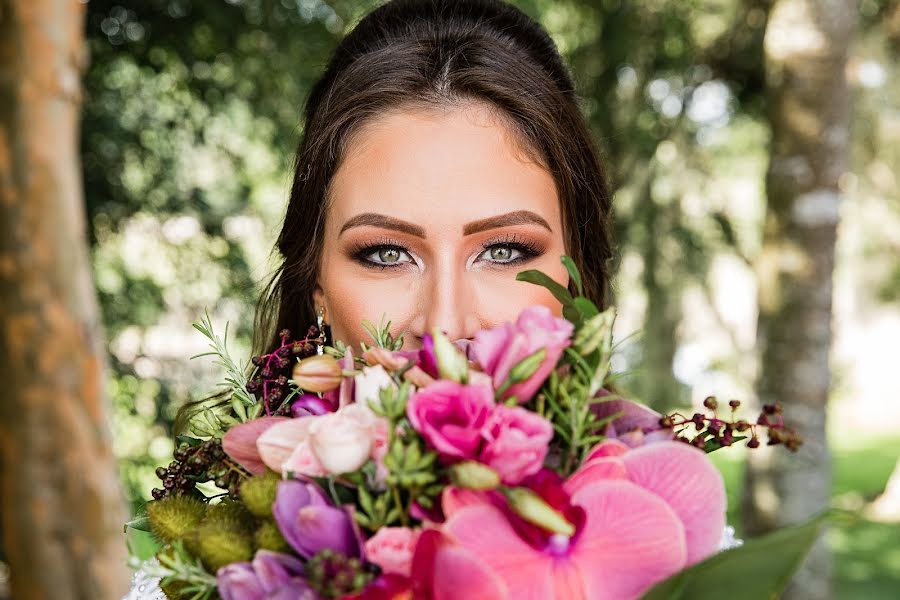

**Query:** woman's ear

left=312, top=285, right=326, bottom=318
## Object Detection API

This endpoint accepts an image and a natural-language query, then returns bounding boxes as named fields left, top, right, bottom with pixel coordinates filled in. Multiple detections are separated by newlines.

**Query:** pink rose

left=363, top=527, right=420, bottom=577
left=257, top=404, right=388, bottom=476
left=472, top=305, right=573, bottom=403
left=406, top=381, right=495, bottom=461
left=478, top=406, right=553, bottom=485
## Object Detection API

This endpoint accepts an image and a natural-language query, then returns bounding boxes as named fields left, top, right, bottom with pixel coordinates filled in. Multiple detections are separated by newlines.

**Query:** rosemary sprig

left=190, top=308, right=258, bottom=418
left=141, top=541, right=218, bottom=600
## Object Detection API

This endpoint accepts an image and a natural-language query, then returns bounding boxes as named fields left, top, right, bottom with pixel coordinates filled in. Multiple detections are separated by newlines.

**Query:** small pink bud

left=291, top=355, right=342, bottom=393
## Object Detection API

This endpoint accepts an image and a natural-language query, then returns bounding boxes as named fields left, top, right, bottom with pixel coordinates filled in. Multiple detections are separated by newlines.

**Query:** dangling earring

left=316, top=305, right=327, bottom=355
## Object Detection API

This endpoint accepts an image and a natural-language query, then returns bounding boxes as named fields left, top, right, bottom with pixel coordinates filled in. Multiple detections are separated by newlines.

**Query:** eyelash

left=349, top=234, right=545, bottom=271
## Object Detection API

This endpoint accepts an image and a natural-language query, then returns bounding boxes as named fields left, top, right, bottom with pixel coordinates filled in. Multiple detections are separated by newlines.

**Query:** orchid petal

left=443, top=504, right=553, bottom=599
left=433, top=545, right=509, bottom=600
left=570, top=479, right=687, bottom=600
left=621, top=441, right=726, bottom=564
left=563, top=456, right=627, bottom=497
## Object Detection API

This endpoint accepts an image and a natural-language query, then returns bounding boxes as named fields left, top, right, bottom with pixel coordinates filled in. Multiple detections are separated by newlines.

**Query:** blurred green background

left=78, top=0, right=899, bottom=597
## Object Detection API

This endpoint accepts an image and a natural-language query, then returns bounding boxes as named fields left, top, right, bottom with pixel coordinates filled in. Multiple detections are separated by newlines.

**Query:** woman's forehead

left=327, top=104, right=559, bottom=233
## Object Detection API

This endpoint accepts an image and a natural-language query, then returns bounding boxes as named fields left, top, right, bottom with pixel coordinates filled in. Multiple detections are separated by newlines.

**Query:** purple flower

left=419, top=334, right=440, bottom=378
left=272, top=480, right=360, bottom=559
left=591, top=397, right=675, bottom=449
left=406, top=381, right=495, bottom=461
left=472, top=305, right=573, bottom=403
left=217, top=550, right=314, bottom=600
left=290, top=393, right=334, bottom=418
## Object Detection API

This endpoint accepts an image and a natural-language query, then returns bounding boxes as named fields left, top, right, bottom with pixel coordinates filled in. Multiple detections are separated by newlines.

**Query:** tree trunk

left=0, top=1, right=130, bottom=598
left=741, top=1, right=856, bottom=599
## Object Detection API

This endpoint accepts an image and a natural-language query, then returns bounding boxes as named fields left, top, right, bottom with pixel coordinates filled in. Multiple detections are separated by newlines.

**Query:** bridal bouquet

left=129, top=257, right=817, bottom=600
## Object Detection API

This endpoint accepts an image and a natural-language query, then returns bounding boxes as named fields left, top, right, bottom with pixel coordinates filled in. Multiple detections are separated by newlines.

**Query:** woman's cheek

left=473, top=261, right=568, bottom=324
left=327, top=275, right=417, bottom=350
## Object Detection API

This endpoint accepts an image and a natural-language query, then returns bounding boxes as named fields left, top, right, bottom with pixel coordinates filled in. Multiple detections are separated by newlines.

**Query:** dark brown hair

left=254, top=0, right=614, bottom=356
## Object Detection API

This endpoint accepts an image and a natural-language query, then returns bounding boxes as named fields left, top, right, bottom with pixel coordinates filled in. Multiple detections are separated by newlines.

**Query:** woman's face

left=316, top=102, right=569, bottom=351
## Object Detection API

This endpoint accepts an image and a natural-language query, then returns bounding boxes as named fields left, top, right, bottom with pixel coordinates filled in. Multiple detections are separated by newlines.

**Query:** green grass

left=710, top=437, right=900, bottom=599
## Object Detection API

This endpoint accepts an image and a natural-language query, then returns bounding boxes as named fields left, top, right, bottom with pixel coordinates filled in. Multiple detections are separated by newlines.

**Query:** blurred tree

left=0, top=0, right=130, bottom=598
left=741, top=1, right=857, bottom=599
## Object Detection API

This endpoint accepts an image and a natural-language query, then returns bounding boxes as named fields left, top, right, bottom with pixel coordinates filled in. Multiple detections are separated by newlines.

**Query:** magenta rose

left=472, top=305, right=574, bottom=403
left=478, top=405, right=554, bottom=485
left=406, top=381, right=495, bottom=461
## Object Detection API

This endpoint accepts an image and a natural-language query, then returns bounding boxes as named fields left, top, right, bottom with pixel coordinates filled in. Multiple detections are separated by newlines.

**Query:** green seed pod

left=194, top=522, right=254, bottom=572
left=145, top=496, right=206, bottom=544
left=255, top=519, right=290, bottom=553
left=240, top=472, right=280, bottom=518
left=449, top=461, right=500, bottom=490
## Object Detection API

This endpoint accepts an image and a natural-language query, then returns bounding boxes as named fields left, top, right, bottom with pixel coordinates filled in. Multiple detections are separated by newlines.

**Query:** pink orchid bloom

left=439, top=440, right=726, bottom=599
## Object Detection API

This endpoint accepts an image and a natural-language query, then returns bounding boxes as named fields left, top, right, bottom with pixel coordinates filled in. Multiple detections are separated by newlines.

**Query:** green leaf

left=641, top=512, right=830, bottom=600
left=507, top=348, right=547, bottom=384
left=516, top=270, right=575, bottom=307
left=124, top=514, right=152, bottom=533
left=573, top=296, right=599, bottom=319
left=560, top=255, right=583, bottom=296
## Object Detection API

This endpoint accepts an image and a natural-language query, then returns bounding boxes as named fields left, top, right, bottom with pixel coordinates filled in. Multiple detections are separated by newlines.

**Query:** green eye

left=490, top=246, right=512, bottom=261
left=379, top=248, right=401, bottom=263
left=481, top=245, right=521, bottom=263
left=364, top=246, right=412, bottom=266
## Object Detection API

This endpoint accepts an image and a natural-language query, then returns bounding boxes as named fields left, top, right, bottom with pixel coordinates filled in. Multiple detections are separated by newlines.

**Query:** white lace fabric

left=123, top=558, right=167, bottom=600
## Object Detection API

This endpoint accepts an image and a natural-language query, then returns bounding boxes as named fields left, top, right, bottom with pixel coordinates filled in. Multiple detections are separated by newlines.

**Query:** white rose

left=354, top=365, right=395, bottom=410
left=309, top=403, right=376, bottom=475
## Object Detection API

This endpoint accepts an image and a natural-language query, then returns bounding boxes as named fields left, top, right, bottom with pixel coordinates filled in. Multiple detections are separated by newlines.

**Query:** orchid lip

left=546, top=533, right=571, bottom=557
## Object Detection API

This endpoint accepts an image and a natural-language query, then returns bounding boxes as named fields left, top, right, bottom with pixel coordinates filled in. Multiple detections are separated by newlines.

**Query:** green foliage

left=361, top=316, right=405, bottom=351
left=143, top=541, right=217, bottom=600
left=191, top=309, right=258, bottom=421
left=641, top=512, right=831, bottom=600
left=517, top=256, right=620, bottom=473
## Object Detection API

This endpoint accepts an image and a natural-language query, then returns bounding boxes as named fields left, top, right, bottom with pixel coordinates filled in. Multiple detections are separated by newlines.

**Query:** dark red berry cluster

left=152, top=439, right=244, bottom=499
left=306, top=549, right=375, bottom=598
left=246, top=327, right=323, bottom=415
left=660, top=397, right=802, bottom=452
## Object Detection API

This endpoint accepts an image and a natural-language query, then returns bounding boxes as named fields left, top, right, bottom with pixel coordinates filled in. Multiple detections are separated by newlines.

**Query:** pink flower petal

left=432, top=545, right=509, bottom=600
left=570, top=479, right=687, bottom=600
left=564, top=456, right=627, bottom=497
left=621, top=441, right=726, bottom=564
left=472, top=325, right=512, bottom=376
left=584, top=439, right=630, bottom=461
left=441, top=486, right=494, bottom=518
left=443, top=504, right=554, bottom=599
left=257, top=417, right=316, bottom=473
left=222, top=416, right=289, bottom=475
left=282, top=438, right=326, bottom=477
left=551, top=560, right=589, bottom=600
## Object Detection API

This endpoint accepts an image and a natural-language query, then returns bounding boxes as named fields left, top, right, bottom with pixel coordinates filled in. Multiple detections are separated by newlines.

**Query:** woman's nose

left=418, top=263, right=480, bottom=342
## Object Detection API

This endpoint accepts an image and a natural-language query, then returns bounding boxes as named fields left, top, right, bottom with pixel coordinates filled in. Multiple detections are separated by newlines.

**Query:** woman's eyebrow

left=463, top=210, right=552, bottom=235
left=339, top=210, right=552, bottom=238
left=339, top=213, right=426, bottom=238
